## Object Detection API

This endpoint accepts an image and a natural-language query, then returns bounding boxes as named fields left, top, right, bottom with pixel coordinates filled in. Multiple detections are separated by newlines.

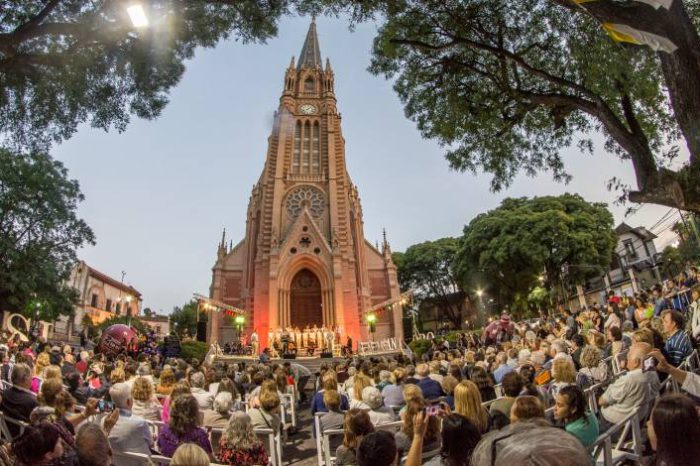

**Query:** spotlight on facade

left=234, top=315, right=245, bottom=326
left=127, top=4, right=149, bottom=28
left=476, top=289, right=483, bottom=298
left=366, top=313, right=377, bottom=323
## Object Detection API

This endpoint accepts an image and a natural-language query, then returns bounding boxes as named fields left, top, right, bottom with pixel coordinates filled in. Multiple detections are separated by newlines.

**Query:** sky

left=51, top=15, right=681, bottom=315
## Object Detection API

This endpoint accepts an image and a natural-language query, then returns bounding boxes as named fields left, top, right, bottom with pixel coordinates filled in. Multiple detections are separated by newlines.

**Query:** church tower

left=209, top=21, right=402, bottom=350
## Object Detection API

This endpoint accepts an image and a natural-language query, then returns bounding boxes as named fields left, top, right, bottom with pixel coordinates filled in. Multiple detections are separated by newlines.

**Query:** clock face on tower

left=299, top=104, right=317, bottom=115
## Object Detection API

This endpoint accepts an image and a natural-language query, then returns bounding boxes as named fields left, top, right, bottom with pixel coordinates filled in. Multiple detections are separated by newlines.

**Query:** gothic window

left=303, top=121, right=310, bottom=173
left=312, top=121, right=320, bottom=174
left=293, top=121, right=301, bottom=173
left=304, top=77, right=314, bottom=92
left=285, top=186, right=326, bottom=220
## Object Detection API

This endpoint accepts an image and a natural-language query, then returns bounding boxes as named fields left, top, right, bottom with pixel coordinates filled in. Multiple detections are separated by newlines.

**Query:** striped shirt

left=664, top=330, right=693, bottom=367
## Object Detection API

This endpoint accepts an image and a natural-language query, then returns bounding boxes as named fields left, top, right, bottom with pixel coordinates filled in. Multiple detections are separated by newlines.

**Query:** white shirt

left=682, top=371, right=700, bottom=397
left=191, top=387, right=213, bottom=410
left=601, top=368, right=658, bottom=424
left=368, top=407, right=396, bottom=426
left=105, top=409, right=152, bottom=466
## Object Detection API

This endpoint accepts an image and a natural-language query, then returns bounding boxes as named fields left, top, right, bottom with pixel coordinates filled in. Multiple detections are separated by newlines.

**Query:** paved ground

left=282, top=398, right=319, bottom=466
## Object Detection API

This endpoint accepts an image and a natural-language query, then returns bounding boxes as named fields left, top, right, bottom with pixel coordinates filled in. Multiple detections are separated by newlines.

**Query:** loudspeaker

left=283, top=352, right=297, bottom=359
left=320, top=351, right=333, bottom=358
left=196, top=321, right=207, bottom=342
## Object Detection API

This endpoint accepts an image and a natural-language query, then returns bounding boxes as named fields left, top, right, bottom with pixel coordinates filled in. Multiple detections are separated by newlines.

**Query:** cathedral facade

left=208, top=21, right=402, bottom=350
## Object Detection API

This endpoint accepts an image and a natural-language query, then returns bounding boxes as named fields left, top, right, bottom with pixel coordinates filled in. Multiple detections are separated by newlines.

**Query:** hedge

left=180, top=341, right=209, bottom=361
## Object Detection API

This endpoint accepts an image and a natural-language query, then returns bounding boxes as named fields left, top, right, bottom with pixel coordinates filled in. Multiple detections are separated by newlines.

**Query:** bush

left=180, top=340, right=209, bottom=362
left=408, top=339, right=433, bottom=358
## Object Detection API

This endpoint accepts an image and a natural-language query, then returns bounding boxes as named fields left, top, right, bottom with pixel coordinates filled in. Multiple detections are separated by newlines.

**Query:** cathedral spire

left=297, top=18, right=322, bottom=70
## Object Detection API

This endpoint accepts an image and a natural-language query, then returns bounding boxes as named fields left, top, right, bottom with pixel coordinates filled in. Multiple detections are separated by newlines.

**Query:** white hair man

left=105, top=382, right=152, bottom=466
left=362, top=386, right=395, bottom=426
left=190, top=371, right=213, bottom=409
left=597, top=342, right=660, bottom=433
left=0, top=363, right=37, bottom=436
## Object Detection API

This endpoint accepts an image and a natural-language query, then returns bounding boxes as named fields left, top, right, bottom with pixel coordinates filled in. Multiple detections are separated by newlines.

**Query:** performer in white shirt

left=250, top=329, right=259, bottom=355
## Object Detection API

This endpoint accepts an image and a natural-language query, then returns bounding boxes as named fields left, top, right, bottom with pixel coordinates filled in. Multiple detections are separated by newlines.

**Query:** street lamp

left=234, top=314, right=245, bottom=342
left=367, top=313, right=377, bottom=340
left=127, top=4, right=149, bottom=28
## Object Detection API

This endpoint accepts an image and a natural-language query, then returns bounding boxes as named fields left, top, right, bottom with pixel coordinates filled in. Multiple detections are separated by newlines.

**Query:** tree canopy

left=456, top=193, right=617, bottom=313
left=364, top=0, right=700, bottom=211
left=0, top=0, right=295, bottom=151
left=393, top=237, right=469, bottom=328
left=0, top=148, right=94, bottom=318
left=170, top=299, right=204, bottom=337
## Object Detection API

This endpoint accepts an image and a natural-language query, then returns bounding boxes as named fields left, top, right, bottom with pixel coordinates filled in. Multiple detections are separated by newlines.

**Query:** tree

left=661, top=245, right=684, bottom=278
left=365, top=0, right=700, bottom=211
left=0, top=0, right=294, bottom=151
left=170, top=299, right=202, bottom=337
left=455, top=194, right=617, bottom=313
left=0, top=148, right=95, bottom=317
left=394, top=237, right=469, bottom=328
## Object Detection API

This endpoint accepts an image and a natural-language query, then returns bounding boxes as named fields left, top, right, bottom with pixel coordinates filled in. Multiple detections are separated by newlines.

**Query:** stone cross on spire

left=297, top=18, right=322, bottom=70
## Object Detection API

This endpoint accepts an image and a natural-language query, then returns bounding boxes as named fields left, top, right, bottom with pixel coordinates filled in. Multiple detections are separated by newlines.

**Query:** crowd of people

left=0, top=266, right=696, bottom=465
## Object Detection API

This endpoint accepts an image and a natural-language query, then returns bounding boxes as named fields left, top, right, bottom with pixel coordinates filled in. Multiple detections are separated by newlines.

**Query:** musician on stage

left=250, top=328, right=259, bottom=355
left=281, top=327, right=290, bottom=354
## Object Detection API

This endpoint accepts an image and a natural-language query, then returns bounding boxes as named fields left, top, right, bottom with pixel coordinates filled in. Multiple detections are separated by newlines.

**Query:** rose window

left=285, top=186, right=326, bottom=219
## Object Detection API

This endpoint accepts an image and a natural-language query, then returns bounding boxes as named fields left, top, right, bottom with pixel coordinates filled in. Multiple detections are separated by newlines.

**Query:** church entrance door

left=290, top=268, right=322, bottom=329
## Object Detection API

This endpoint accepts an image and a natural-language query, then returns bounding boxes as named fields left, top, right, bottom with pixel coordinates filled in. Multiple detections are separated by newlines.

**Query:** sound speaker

left=196, top=321, right=207, bottom=342
left=283, top=352, right=297, bottom=359
left=320, top=351, right=333, bottom=358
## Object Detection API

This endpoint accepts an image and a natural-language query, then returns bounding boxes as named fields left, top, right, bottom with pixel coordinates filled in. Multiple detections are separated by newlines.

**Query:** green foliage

left=95, top=315, right=149, bottom=335
left=366, top=0, right=678, bottom=196
left=0, top=148, right=94, bottom=318
left=0, top=0, right=294, bottom=151
left=456, top=194, right=616, bottom=312
left=170, top=300, right=203, bottom=337
left=408, top=338, right=432, bottom=357
left=395, top=238, right=467, bottom=328
left=180, top=340, right=209, bottom=362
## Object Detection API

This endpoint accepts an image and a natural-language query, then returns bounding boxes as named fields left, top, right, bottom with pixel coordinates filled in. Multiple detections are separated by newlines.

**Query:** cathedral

left=208, top=21, right=403, bottom=351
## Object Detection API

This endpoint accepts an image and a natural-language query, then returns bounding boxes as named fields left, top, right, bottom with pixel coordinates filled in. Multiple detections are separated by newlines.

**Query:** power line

left=648, top=208, right=676, bottom=232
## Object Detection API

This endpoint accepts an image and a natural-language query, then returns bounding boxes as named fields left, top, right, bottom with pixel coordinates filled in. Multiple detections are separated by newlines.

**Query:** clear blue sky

left=51, top=14, right=678, bottom=314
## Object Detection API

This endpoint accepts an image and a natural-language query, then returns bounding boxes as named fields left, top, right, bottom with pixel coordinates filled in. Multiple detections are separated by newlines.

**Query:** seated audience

left=103, top=382, right=152, bottom=466
left=357, top=430, right=397, bottom=466
left=381, top=367, right=405, bottom=408
left=578, top=346, right=608, bottom=385
left=11, top=422, right=66, bottom=466
left=319, top=389, right=345, bottom=433
left=349, top=373, right=373, bottom=410
left=218, top=411, right=269, bottom=466
left=440, top=375, right=458, bottom=409
left=489, top=372, right=524, bottom=422
left=648, top=394, right=700, bottom=466
left=156, top=368, right=176, bottom=395
left=362, top=386, right=395, bottom=425
left=454, top=380, right=489, bottom=433
left=471, top=419, right=592, bottom=465
left=553, top=385, right=599, bottom=448
left=661, top=309, right=693, bottom=367
left=130, top=376, right=162, bottom=421
left=190, top=371, right=214, bottom=410
left=509, top=396, right=544, bottom=424
left=203, top=391, right=234, bottom=428
left=337, top=409, right=375, bottom=466
left=425, top=414, right=481, bottom=466
left=0, top=363, right=37, bottom=434
left=248, top=389, right=281, bottom=434
left=415, top=364, right=443, bottom=399
left=598, top=342, right=658, bottom=432
left=395, top=398, right=440, bottom=455
left=549, top=357, right=576, bottom=401
left=75, top=423, right=113, bottom=466
left=171, top=443, right=210, bottom=466
left=470, top=366, right=496, bottom=402
left=157, top=394, right=213, bottom=458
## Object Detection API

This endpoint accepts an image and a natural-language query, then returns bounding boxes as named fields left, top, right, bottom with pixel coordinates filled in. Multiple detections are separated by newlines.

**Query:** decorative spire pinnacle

left=220, top=228, right=226, bottom=248
left=325, top=57, right=332, bottom=72
left=289, top=56, right=295, bottom=69
left=297, top=19, right=322, bottom=70
left=382, top=228, right=392, bottom=257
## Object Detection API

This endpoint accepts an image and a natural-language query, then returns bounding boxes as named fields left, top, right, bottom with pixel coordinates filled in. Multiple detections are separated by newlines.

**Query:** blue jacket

left=417, top=377, right=444, bottom=400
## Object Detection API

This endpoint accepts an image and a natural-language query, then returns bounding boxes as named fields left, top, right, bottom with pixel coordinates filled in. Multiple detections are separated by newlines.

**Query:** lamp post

left=125, top=295, right=133, bottom=327
left=367, top=313, right=377, bottom=341
left=234, top=314, right=245, bottom=344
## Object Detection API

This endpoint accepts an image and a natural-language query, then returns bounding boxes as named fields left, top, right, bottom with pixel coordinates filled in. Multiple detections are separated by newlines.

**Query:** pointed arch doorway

left=289, top=268, right=322, bottom=328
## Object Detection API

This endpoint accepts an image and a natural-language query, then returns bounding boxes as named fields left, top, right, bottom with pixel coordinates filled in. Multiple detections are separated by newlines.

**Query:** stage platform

left=213, top=350, right=403, bottom=373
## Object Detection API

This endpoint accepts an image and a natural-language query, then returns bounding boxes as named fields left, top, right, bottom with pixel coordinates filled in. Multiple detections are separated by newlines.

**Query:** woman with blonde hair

left=395, top=397, right=440, bottom=455
left=131, top=376, right=162, bottom=421
left=578, top=346, right=608, bottom=384
left=549, top=357, right=576, bottom=402
left=31, top=352, right=51, bottom=393
left=43, top=365, right=62, bottom=382
left=454, top=380, right=489, bottom=433
left=350, top=373, right=373, bottom=409
left=218, top=411, right=269, bottom=466
left=156, top=368, right=176, bottom=396
left=171, top=443, right=210, bottom=466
